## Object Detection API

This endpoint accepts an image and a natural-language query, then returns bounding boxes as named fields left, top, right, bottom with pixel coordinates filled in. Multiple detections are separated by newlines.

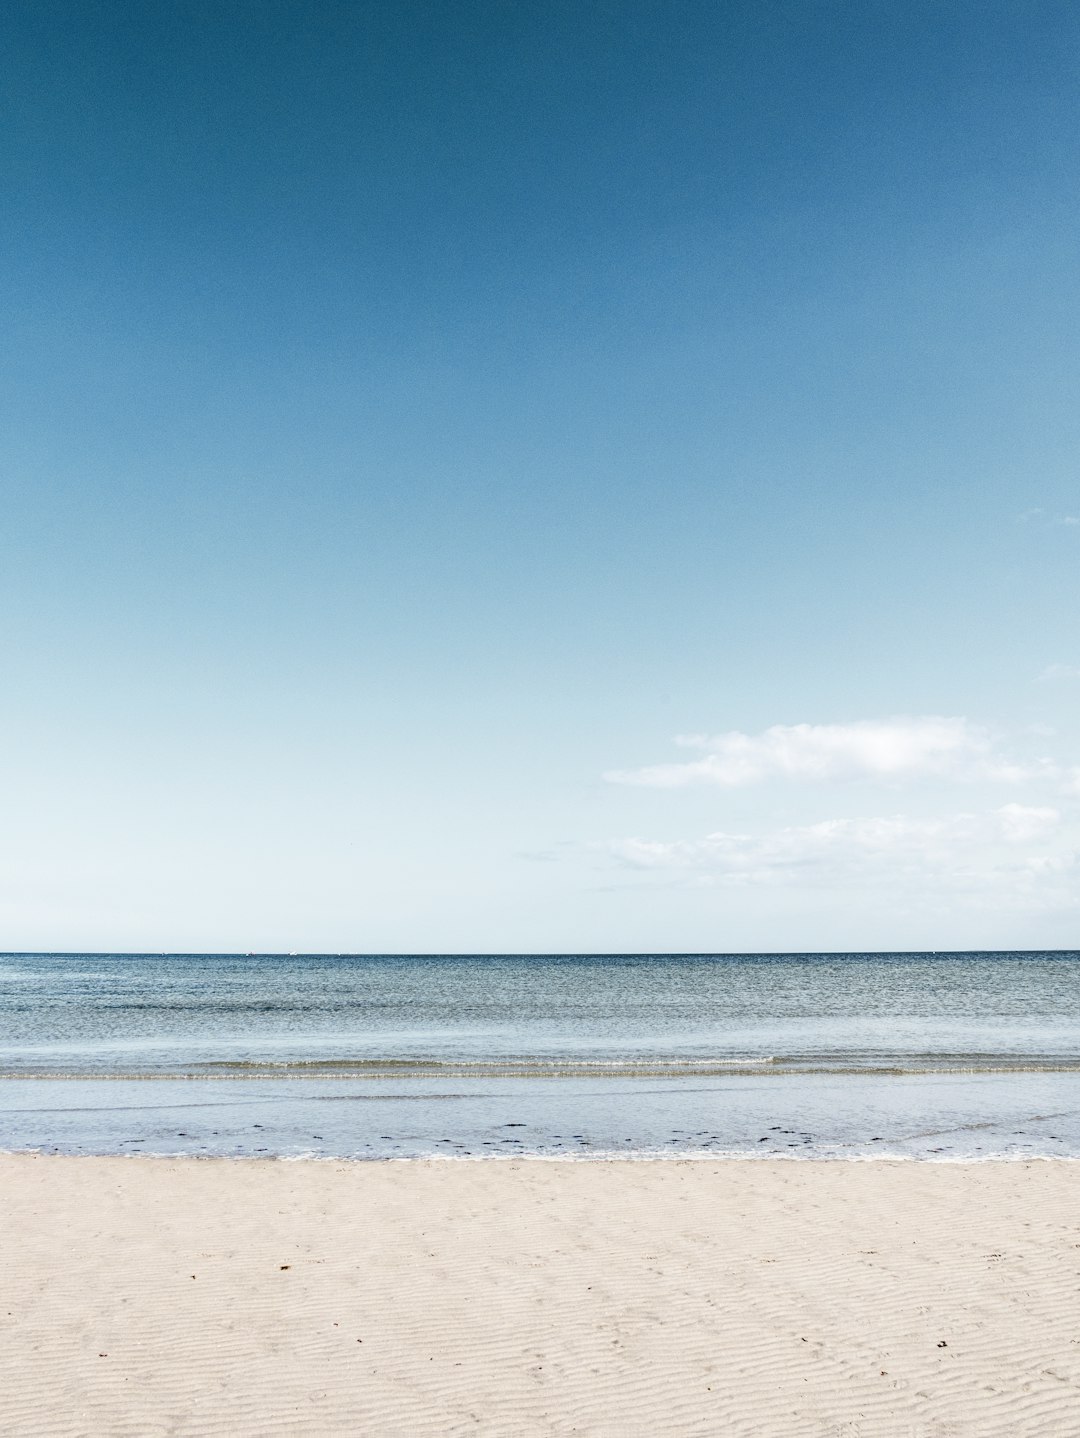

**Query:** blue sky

left=3, top=0, right=1080, bottom=951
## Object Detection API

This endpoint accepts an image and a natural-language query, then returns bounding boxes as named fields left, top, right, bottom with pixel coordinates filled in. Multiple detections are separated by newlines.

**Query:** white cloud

left=1019, top=508, right=1080, bottom=527
left=1039, top=663, right=1080, bottom=680
left=602, top=805, right=1074, bottom=905
left=995, top=803, right=1061, bottom=841
left=604, top=717, right=1029, bottom=789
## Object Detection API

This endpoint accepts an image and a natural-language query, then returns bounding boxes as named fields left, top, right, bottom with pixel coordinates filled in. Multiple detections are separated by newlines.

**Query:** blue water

left=2, top=951, right=1079, bottom=1159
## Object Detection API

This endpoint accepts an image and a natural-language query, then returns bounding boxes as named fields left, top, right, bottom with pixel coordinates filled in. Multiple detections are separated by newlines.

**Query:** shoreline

left=8, top=1069, right=1080, bottom=1162
left=4, top=1153, right=1078, bottom=1435
left=5, top=1146, right=1080, bottom=1163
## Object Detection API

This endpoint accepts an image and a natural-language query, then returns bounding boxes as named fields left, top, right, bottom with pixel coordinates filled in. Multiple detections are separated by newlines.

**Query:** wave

left=4, top=1051, right=1080, bottom=1080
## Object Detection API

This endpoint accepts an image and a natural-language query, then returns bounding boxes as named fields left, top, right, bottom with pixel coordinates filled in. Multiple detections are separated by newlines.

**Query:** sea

left=2, top=950, right=1079, bottom=1161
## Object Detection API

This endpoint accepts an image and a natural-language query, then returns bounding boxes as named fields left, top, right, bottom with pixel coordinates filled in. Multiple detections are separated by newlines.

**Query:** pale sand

left=2, top=1156, right=1079, bottom=1436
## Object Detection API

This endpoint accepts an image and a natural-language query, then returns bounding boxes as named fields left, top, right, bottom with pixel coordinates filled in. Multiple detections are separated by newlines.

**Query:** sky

left=2, top=0, right=1080, bottom=952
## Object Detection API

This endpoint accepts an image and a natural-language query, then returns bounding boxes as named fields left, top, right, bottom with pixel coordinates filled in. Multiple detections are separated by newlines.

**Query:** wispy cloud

left=1019, top=508, right=1080, bottom=527
left=1038, top=663, right=1080, bottom=680
left=604, top=717, right=1031, bottom=789
left=601, top=805, right=1074, bottom=904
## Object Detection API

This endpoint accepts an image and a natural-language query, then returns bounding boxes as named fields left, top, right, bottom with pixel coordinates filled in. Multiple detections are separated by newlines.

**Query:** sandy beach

left=2, top=1155, right=1078, bottom=1436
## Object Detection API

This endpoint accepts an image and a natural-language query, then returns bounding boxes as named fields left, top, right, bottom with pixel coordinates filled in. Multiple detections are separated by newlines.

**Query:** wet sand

left=2, top=1154, right=1078, bottom=1435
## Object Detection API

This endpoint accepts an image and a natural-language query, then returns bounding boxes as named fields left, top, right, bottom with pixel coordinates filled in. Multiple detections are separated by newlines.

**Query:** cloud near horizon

left=602, top=804, right=1074, bottom=904
left=604, top=717, right=1035, bottom=789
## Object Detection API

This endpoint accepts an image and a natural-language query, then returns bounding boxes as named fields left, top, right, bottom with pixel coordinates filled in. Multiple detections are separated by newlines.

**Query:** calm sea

left=2, top=951, right=1079, bottom=1160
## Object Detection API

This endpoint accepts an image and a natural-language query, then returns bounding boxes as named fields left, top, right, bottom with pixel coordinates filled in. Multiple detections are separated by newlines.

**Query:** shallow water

left=2, top=951, right=1078, bottom=1159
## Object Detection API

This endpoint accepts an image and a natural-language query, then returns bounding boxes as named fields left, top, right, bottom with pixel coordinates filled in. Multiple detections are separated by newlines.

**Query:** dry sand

left=1, top=1155, right=1078, bottom=1436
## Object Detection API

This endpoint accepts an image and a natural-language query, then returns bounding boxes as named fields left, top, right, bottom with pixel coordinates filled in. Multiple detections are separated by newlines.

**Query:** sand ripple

left=1, top=1156, right=1078, bottom=1435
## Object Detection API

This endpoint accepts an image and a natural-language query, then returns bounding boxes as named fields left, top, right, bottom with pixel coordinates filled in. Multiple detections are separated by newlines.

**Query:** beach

left=3, top=1155, right=1078, bottom=1436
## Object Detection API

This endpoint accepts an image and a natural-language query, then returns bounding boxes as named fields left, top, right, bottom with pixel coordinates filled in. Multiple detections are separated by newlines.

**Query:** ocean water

left=2, top=951, right=1078, bottom=1160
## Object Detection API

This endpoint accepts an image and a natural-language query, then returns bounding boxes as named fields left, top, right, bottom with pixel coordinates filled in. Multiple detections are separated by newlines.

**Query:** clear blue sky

left=3, top=1, right=1079, bottom=951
